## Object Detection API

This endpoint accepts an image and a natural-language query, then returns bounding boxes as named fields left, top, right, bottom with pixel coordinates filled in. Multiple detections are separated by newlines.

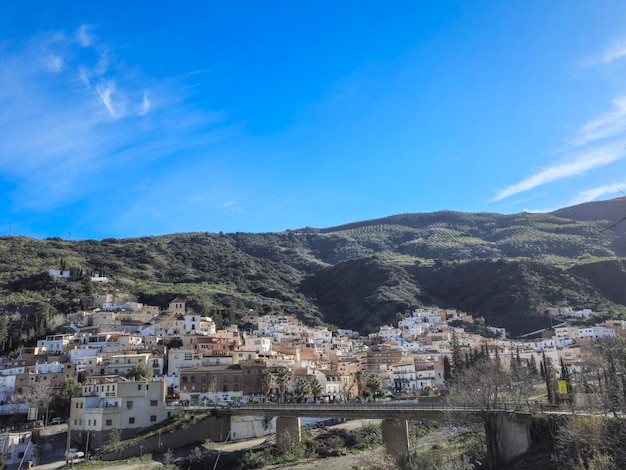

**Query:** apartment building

left=69, top=376, right=174, bottom=449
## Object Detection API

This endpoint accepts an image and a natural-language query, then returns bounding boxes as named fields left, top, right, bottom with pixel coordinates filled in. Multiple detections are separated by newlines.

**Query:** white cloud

left=492, top=143, right=626, bottom=202
left=138, top=91, right=151, bottom=116
left=567, top=97, right=626, bottom=148
left=45, top=55, right=63, bottom=72
left=602, top=37, right=626, bottom=64
left=97, top=83, right=120, bottom=118
left=568, top=182, right=626, bottom=206
left=75, top=24, right=94, bottom=47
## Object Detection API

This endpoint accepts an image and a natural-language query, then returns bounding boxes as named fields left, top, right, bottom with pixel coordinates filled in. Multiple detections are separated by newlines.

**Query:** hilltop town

left=0, top=268, right=620, bottom=466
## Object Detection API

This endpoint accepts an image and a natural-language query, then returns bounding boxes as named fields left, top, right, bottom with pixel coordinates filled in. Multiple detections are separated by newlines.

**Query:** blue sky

left=3, top=1, right=626, bottom=239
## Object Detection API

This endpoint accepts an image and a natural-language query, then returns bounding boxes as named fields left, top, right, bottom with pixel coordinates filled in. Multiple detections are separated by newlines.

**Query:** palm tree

left=294, top=379, right=312, bottom=403
left=259, top=369, right=275, bottom=403
left=276, top=368, right=291, bottom=403
left=366, top=373, right=383, bottom=402
left=310, top=377, right=324, bottom=403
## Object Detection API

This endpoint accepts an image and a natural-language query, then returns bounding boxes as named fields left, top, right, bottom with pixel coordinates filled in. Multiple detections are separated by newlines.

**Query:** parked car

left=66, top=448, right=85, bottom=459
left=50, top=417, right=63, bottom=425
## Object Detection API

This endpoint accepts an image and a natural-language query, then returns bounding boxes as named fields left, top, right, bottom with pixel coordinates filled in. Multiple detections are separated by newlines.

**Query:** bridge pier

left=493, top=412, right=532, bottom=463
left=381, top=419, right=409, bottom=460
left=276, top=417, right=301, bottom=450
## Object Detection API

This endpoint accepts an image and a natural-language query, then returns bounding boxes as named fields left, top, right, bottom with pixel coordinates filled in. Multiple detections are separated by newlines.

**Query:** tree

left=166, top=337, right=183, bottom=348
left=451, top=332, right=464, bottom=378
left=310, top=377, right=324, bottom=402
left=553, top=337, right=626, bottom=467
left=542, top=352, right=557, bottom=405
left=294, top=379, right=312, bottom=403
left=126, top=362, right=153, bottom=381
left=353, top=371, right=366, bottom=400
left=443, top=356, right=452, bottom=383
left=340, top=374, right=355, bottom=402
left=528, top=354, right=538, bottom=376
left=51, top=377, right=82, bottom=419
left=28, top=380, right=53, bottom=425
left=276, top=368, right=291, bottom=403
left=449, top=352, right=535, bottom=469
left=260, top=369, right=275, bottom=402
left=366, top=373, right=383, bottom=401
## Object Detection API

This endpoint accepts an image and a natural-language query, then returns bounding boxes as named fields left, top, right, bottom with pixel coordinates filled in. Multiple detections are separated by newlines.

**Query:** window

left=150, top=415, right=157, bottom=422
left=127, top=401, right=133, bottom=409
left=129, top=417, right=135, bottom=424
left=138, top=384, right=142, bottom=390
left=106, top=419, right=112, bottom=426
left=150, top=400, right=158, bottom=406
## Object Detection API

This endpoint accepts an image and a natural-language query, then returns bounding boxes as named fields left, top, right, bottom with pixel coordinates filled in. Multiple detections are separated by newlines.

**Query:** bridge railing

left=172, top=400, right=588, bottom=415
left=227, top=401, right=531, bottom=413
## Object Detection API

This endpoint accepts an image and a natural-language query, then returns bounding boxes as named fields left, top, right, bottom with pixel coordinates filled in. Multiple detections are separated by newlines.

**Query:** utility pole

left=65, top=413, right=72, bottom=465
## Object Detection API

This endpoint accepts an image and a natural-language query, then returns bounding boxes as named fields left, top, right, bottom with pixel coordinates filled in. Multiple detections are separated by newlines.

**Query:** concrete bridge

left=215, top=401, right=534, bottom=462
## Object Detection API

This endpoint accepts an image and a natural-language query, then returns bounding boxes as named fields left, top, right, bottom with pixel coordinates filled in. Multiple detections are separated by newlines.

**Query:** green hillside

left=1, top=197, right=626, bottom=348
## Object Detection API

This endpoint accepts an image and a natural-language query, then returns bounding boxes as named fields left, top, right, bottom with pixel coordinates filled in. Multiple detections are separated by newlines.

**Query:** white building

left=578, top=327, right=616, bottom=340
left=0, top=431, right=35, bottom=467
left=36, top=334, right=73, bottom=355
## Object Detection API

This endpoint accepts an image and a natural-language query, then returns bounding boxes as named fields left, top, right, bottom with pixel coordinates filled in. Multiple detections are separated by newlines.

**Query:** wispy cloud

left=567, top=97, right=626, bottom=148
left=580, top=35, right=626, bottom=67
left=493, top=45, right=626, bottom=204
left=44, top=55, right=63, bottom=72
left=97, top=83, right=121, bottom=118
left=602, top=37, right=626, bottom=64
left=568, top=182, right=626, bottom=206
left=0, top=24, right=228, bottom=214
left=491, top=142, right=626, bottom=202
left=75, top=24, right=94, bottom=47
left=139, top=91, right=151, bottom=116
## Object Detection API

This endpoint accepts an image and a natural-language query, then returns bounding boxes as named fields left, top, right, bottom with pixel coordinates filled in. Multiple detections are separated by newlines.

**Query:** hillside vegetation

left=1, top=197, right=626, bottom=348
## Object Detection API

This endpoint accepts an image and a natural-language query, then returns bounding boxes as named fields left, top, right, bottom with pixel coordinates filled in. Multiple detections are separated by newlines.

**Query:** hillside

left=1, top=198, right=626, bottom=348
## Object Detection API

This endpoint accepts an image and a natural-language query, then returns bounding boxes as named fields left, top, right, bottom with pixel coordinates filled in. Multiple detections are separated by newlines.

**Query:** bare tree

left=448, top=353, right=535, bottom=469
left=554, top=337, right=626, bottom=467
left=340, top=375, right=354, bottom=402
left=28, top=380, right=53, bottom=424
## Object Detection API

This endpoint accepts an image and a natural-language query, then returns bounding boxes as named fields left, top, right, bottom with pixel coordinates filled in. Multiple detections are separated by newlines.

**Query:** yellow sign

left=558, top=380, right=568, bottom=394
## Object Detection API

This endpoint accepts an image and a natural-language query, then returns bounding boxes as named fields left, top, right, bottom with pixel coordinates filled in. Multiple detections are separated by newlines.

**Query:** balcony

left=84, top=407, right=120, bottom=414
